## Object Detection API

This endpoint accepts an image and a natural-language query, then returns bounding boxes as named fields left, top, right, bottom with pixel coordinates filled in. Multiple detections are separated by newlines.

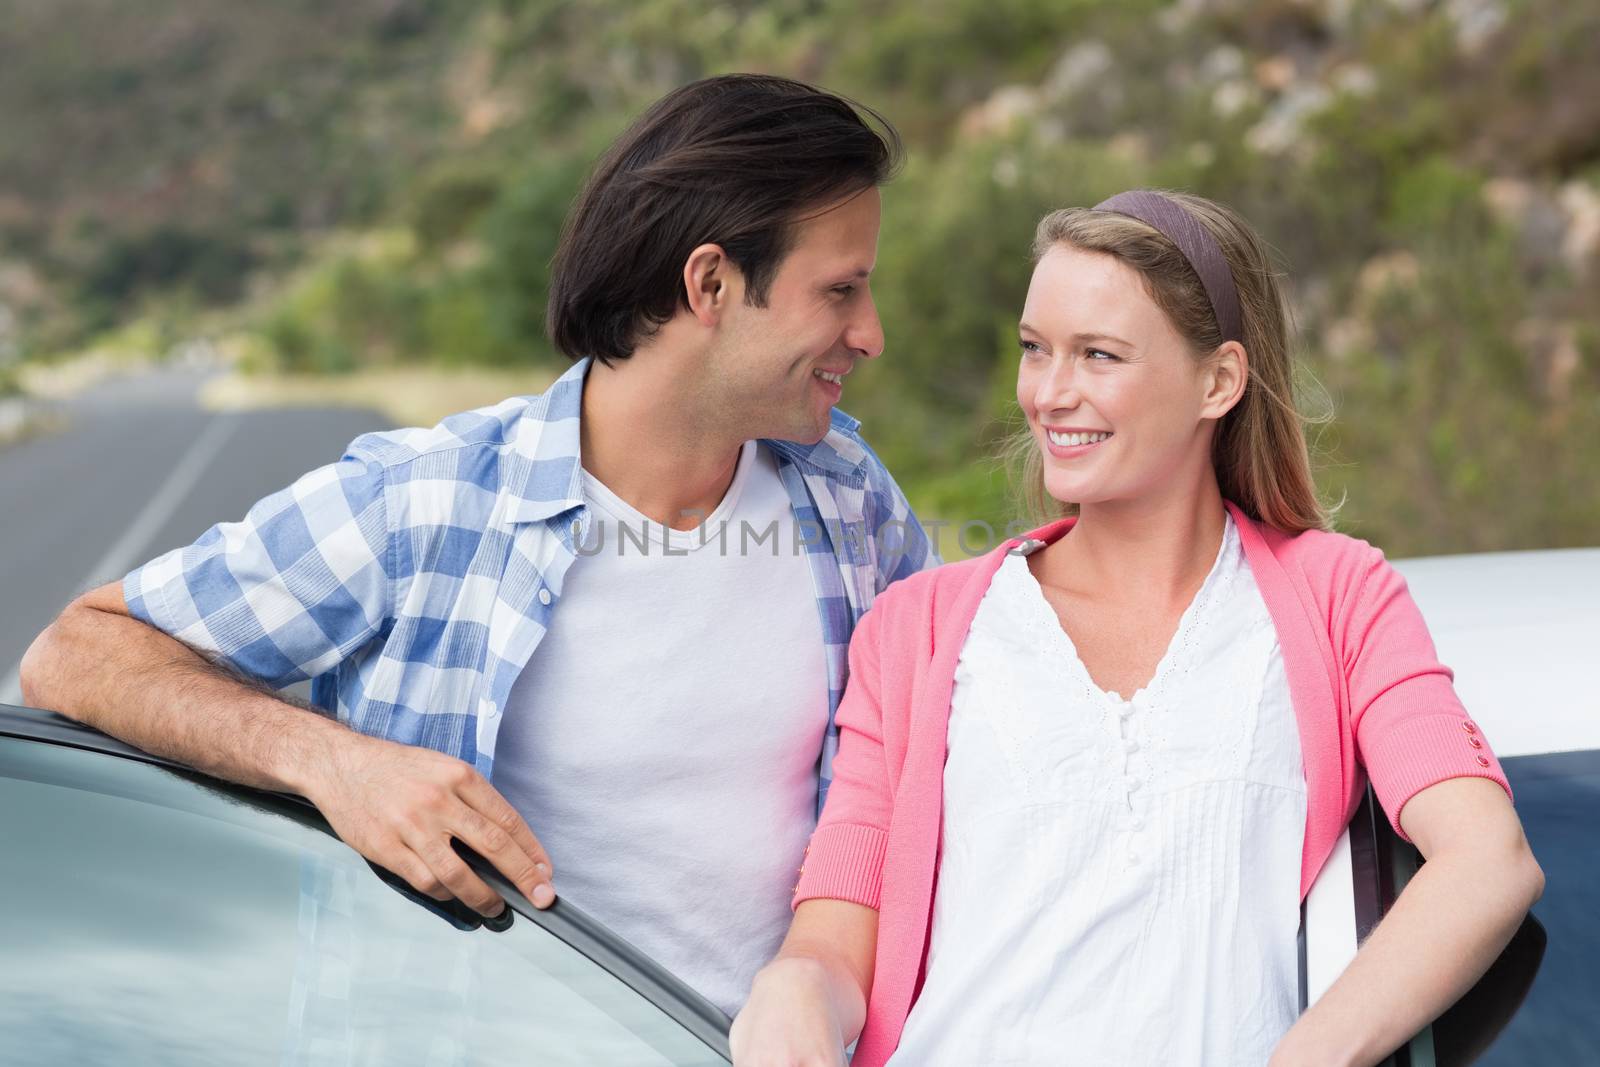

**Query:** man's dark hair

left=546, top=74, right=902, bottom=365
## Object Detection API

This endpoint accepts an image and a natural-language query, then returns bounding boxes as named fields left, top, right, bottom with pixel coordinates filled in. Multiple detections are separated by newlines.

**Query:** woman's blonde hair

left=1009, top=191, right=1331, bottom=534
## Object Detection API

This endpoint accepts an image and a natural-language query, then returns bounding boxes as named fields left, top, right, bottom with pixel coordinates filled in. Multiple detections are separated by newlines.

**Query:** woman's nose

left=1034, top=358, right=1081, bottom=411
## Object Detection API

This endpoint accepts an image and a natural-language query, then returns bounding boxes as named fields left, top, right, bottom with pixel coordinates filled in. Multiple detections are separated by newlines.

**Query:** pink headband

left=1093, top=190, right=1244, bottom=345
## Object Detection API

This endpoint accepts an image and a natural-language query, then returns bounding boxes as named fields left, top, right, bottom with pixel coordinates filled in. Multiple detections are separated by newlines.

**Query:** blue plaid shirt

left=125, top=358, right=934, bottom=811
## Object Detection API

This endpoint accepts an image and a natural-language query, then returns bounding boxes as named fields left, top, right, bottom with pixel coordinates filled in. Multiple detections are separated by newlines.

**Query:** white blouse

left=888, top=514, right=1308, bottom=1066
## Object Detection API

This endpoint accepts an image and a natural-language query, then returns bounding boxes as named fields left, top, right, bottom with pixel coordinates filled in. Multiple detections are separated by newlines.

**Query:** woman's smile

left=1042, top=427, right=1113, bottom=459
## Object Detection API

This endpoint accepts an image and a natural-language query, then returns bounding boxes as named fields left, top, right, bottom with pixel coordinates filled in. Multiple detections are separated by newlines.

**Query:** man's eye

left=831, top=285, right=856, bottom=296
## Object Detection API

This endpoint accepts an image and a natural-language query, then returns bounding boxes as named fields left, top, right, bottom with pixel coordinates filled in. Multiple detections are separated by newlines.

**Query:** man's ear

left=1201, top=340, right=1249, bottom=420
left=683, top=243, right=740, bottom=327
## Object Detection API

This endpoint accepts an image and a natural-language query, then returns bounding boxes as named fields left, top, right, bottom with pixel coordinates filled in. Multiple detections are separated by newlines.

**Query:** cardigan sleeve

left=794, top=599, right=895, bottom=911
left=1344, top=547, right=1513, bottom=841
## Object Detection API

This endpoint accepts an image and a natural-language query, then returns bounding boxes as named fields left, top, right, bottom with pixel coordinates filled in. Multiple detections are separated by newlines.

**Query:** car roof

left=1392, top=547, right=1600, bottom=758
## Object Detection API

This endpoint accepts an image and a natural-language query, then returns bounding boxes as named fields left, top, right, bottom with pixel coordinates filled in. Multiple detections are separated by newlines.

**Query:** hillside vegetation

left=2, top=0, right=1597, bottom=553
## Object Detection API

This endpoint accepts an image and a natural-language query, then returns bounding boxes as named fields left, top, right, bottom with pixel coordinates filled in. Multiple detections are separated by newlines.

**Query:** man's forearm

left=22, top=586, right=559, bottom=919
left=20, top=598, right=351, bottom=796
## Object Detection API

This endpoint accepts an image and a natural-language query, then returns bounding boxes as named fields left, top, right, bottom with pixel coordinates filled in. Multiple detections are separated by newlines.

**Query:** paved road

left=0, top=366, right=391, bottom=704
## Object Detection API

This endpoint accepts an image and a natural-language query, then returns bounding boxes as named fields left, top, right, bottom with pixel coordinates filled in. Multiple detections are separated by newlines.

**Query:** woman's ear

left=1201, top=340, right=1249, bottom=420
left=682, top=243, right=739, bottom=327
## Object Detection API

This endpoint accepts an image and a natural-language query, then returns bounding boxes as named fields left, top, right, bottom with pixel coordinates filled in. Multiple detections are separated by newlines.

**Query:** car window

left=0, top=736, right=727, bottom=1066
left=1464, top=749, right=1600, bottom=1064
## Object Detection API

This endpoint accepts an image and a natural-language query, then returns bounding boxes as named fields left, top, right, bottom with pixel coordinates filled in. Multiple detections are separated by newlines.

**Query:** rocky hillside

left=2, top=0, right=1596, bottom=552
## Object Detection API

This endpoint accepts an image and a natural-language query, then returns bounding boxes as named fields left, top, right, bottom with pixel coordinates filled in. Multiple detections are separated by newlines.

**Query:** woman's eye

left=1019, top=340, right=1043, bottom=355
left=1086, top=348, right=1119, bottom=362
left=831, top=284, right=856, bottom=297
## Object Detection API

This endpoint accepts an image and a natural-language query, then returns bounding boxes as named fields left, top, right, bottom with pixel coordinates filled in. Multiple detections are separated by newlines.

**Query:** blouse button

left=1475, top=754, right=1491, bottom=768
left=1124, top=738, right=1139, bottom=754
left=1462, top=720, right=1478, bottom=734
left=1468, top=736, right=1484, bottom=749
left=1117, top=702, right=1135, bottom=719
left=1131, top=816, right=1145, bottom=831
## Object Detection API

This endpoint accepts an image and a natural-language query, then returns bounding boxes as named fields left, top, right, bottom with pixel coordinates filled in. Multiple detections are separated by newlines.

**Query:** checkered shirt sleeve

left=123, top=449, right=392, bottom=690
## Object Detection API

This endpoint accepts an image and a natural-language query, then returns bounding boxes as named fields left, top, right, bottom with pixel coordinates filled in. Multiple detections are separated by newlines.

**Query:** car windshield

left=1475, top=749, right=1600, bottom=1063
left=0, top=735, right=726, bottom=1066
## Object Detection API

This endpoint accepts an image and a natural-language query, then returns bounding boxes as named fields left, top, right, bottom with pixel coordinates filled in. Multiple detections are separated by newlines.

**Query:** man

left=20, top=74, right=932, bottom=1016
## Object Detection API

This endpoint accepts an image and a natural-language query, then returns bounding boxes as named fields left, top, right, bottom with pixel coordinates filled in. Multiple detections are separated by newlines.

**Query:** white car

left=1305, top=546, right=1600, bottom=1064
left=1, top=550, right=1590, bottom=1065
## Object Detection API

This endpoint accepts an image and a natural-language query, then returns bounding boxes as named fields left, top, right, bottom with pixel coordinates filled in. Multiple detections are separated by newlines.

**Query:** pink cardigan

left=794, top=501, right=1512, bottom=1067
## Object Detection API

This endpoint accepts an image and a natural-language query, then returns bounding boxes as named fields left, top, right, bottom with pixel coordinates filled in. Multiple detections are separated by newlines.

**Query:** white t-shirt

left=889, top=513, right=1307, bottom=1065
left=491, top=440, right=827, bottom=1017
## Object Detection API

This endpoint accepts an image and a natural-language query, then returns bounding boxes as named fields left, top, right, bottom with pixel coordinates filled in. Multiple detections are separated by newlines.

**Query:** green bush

left=478, top=152, right=593, bottom=358
left=421, top=277, right=514, bottom=367
left=254, top=236, right=422, bottom=374
left=78, top=225, right=257, bottom=313
left=408, top=161, right=505, bottom=253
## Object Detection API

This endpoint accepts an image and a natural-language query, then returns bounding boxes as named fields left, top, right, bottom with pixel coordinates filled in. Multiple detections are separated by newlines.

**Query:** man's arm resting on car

left=19, top=582, right=557, bottom=917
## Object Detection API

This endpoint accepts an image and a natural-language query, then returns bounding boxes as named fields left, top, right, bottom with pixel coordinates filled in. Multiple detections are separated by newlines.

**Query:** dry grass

left=198, top=365, right=563, bottom=428
left=15, top=350, right=154, bottom=399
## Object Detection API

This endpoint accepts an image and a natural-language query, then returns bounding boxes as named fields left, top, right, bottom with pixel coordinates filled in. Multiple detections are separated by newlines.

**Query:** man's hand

left=305, top=731, right=556, bottom=917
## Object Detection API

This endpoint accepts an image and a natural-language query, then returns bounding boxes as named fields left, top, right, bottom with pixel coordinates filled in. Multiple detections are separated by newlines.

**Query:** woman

left=730, top=190, right=1543, bottom=1066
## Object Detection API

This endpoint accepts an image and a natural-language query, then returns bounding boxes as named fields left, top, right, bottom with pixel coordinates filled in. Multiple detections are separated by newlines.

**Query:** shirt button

left=1128, top=853, right=1140, bottom=866
left=537, top=588, right=552, bottom=606
left=1124, top=738, right=1139, bottom=754
left=1117, top=702, right=1135, bottom=719
left=1131, top=817, right=1145, bottom=831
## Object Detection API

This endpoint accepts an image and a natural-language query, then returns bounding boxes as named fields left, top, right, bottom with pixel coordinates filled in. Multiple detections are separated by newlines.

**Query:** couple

left=22, top=75, right=1539, bottom=1066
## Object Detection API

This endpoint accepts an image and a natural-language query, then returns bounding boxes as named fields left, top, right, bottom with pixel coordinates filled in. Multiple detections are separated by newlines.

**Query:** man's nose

left=848, top=293, right=886, bottom=361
